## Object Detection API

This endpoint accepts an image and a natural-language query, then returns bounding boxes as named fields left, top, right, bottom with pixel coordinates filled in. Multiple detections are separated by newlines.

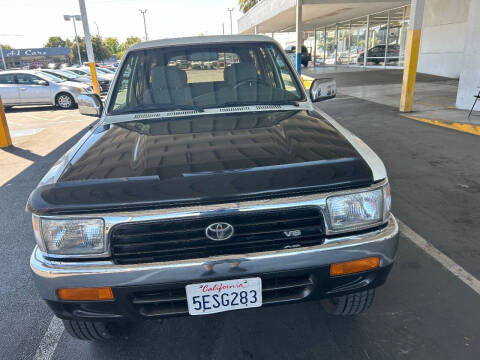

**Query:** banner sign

left=1, top=48, right=71, bottom=58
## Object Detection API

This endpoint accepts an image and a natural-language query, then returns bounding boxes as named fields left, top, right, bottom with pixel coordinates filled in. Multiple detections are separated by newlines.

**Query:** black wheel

left=3, top=105, right=12, bottom=111
left=321, top=289, right=375, bottom=315
left=56, top=92, right=75, bottom=109
left=63, top=319, right=121, bottom=341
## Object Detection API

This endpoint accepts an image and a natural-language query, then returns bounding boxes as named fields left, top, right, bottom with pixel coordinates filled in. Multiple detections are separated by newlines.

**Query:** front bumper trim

left=31, top=215, right=398, bottom=301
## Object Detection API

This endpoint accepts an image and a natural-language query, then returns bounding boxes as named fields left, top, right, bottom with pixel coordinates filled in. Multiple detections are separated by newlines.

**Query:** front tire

left=321, top=289, right=375, bottom=315
left=63, top=319, right=119, bottom=341
left=56, top=93, right=75, bottom=109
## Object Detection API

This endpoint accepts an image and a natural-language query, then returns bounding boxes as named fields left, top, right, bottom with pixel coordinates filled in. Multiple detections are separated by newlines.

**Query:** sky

left=0, top=0, right=241, bottom=48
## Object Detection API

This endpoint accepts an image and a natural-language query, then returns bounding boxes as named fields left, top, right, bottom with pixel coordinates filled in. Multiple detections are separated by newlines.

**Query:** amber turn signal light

left=57, top=287, right=114, bottom=301
left=330, top=257, right=380, bottom=277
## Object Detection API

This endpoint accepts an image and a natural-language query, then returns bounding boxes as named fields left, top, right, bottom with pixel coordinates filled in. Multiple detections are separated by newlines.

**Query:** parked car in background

left=0, top=70, right=92, bottom=109
left=65, top=67, right=111, bottom=94
left=285, top=45, right=311, bottom=67
left=357, top=44, right=400, bottom=64
left=28, top=35, right=398, bottom=341
left=41, top=69, right=92, bottom=87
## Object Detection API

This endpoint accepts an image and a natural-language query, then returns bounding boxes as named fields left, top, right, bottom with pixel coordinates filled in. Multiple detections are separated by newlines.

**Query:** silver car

left=0, top=70, right=93, bottom=109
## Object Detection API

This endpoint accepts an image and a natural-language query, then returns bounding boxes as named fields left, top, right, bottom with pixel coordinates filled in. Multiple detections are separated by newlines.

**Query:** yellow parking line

left=402, top=114, right=480, bottom=136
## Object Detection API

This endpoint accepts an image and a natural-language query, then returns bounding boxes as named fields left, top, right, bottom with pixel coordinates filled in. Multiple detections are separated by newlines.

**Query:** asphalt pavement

left=0, top=89, right=479, bottom=359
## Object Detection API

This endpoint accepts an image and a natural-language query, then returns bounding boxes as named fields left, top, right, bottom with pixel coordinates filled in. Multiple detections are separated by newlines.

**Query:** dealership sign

left=1, top=47, right=71, bottom=58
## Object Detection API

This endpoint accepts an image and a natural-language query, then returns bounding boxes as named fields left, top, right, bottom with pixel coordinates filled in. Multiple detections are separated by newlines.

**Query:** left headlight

left=326, top=183, right=391, bottom=233
left=32, top=216, right=105, bottom=255
left=80, top=87, right=94, bottom=94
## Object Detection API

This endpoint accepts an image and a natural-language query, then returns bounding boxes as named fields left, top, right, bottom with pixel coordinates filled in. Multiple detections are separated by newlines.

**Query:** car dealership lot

left=0, top=97, right=479, bottom=359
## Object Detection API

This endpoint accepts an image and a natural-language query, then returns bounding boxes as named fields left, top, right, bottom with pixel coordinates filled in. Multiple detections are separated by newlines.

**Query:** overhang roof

left=238, top=0, right=410, bottom=34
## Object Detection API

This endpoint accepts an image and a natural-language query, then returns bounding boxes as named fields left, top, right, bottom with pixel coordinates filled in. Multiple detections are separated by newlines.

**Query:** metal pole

left=348, top=21, right=351, bottom=66
left=227, top=8, right=234, bottom=35
left=334, top=24, right=338, bottom=65
left=78, top=0, right=101, bottom=96
left=139, top=10, right=148, bottom=41
left=364, top=15, right=370, bottom=68
left=313, top=27, right=317, bottom=68
left=400, top=0, right=425, bottom=112
left=295, top=0, right=302, bottom=74
left=0, top=44, right=6, bottom=70
left=94, top=21, right=100, bottom=37
left=384, top=10, right=390, bottom=67
left=222, top=23, right=225, bottom=35
left=72, top=19, right=82, bottom=66
left=323, top=27, right=326, bottom=64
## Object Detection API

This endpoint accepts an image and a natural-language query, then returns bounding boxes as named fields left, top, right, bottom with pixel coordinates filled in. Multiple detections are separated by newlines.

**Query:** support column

left=254, top=25, right=259, bottom=35
left=456, top=0, right=480, bottom=110
left=313, top=27, right=317, bottom=68
left=364, top=15, right=370, bottom=68
left=296, top=0, right=303, bottom=74
left=399, top=0, right=425, bottom=112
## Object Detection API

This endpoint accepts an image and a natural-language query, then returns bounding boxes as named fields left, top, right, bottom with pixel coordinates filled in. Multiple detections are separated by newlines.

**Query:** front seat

left=143, top=66, right=192, bottom=105
left=224, top=63, right=267, bottom=102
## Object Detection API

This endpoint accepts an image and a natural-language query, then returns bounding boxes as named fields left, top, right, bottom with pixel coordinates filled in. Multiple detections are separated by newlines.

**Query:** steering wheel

left=233, top=78, right=269, bottom=89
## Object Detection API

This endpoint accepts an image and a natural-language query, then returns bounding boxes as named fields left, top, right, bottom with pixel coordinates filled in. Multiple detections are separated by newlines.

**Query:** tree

left=44, top=36, right=67, bottom=48
left=70, top=36, right=112, bottom=64
left=239, top=0, right=257, bottom=13
left=104, top=37, right=119, bottom=55
left=116, top=36, right=142, bottom=60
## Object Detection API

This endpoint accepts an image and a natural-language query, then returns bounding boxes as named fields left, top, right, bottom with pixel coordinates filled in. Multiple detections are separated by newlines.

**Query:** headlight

left=32, top=216, right=105, bottom=255
left=80, top=87, right=93, bottom=94
left=326, top=183, right=391, bottom=232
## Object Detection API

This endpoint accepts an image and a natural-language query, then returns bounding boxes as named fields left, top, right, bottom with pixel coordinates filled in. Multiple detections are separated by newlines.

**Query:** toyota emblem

left=205, top=222, right=234, bottom=241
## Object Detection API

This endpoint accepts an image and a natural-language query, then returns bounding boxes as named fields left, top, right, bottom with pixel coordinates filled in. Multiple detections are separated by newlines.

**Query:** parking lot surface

left=0, top=85, right=479, bottom=359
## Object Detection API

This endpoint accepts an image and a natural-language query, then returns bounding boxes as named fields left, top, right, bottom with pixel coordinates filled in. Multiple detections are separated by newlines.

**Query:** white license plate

left=185, top=277, right=262, bottom=315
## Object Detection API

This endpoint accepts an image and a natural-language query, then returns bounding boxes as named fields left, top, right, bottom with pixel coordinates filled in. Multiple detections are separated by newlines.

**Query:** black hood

left=28, top=110, right=373, bottom=215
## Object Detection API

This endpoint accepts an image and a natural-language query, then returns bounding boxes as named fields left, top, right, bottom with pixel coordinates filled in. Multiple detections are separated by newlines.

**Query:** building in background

left=0, top=47, right=71, bottom=69
left=238, top=0, right=479, bottom=110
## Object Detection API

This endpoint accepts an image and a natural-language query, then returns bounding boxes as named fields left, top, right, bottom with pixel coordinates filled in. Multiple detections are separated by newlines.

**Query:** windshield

left=61, top=69, right=82, bottom=78
left=108, top=42, right=305, bottom=115
left=69, top=69, right=89, bottom=76
left=37, top=72, right=64, bottom=83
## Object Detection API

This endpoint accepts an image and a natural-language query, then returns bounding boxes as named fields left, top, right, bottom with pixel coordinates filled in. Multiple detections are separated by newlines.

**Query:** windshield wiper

left=114, top=104, right=204, bottom=115
left=215, top=100, right=300, bottom=108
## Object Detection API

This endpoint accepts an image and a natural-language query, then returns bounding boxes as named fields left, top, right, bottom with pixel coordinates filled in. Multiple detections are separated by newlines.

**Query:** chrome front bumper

left=31, top=215, right=399, bottom=301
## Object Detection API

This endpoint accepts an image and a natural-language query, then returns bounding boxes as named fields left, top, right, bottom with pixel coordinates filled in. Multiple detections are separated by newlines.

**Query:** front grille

left=130, top=273, right=314, bottom=317
left=110, top=207, right=324, bottom=265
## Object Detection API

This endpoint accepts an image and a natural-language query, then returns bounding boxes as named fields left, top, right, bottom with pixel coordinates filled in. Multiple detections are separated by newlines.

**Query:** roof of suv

left=129, top=35, right=276, bottom=51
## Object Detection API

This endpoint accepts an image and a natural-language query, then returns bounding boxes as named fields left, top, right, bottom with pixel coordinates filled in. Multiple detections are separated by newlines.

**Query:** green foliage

left=70, top=36, right=112, bottom=63
left=115, top=36, right=141, bottom=60
left=104, top=37, right=119, bottom=55
left=0, top=44, right=12, bottom=50
left=239, top=0, right=257, bottom=13
left=44, top=36, right=67, bottom=48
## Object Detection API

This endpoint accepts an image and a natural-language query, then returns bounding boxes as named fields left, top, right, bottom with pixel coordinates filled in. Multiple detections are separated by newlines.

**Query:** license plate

left=185, top=277, right=262, bottom=315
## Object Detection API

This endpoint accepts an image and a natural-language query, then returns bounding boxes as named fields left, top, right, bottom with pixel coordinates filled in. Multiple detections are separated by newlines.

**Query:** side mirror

left=309, top=78, right=336, bottom=102
left=38, top=80, right=49, bottom=86
left=78, top=94, right=103, bottom=117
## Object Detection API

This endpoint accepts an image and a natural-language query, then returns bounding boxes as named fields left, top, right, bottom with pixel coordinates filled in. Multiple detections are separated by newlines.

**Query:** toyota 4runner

left=28, top=35, right=398, bottom=341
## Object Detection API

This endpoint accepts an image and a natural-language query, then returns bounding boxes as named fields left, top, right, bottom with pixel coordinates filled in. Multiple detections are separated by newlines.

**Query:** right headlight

left=326, top=183, right=391, bottom=233
left=32, top=216, right=105, bottom=255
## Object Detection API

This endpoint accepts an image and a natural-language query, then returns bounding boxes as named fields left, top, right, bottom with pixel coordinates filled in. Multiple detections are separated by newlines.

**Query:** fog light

left=57, top=287, right=114, bottom=301
left=330, top=257, right=380, bottom=276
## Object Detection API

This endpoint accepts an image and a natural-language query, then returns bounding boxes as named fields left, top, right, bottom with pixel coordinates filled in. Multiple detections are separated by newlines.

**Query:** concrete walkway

left=304, top=68, right=480, bottom=129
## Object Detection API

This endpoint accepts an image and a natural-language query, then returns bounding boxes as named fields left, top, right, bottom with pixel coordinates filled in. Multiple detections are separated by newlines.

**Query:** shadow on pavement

left=1, top=146, right=43, bottom=162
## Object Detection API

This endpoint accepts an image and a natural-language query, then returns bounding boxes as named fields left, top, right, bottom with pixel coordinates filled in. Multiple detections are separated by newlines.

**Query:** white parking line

left=398, top=220, right=480, bottom=296
left=33, top=316, right=64, bottom=360
left=31, top=219, right=480, bottom=359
